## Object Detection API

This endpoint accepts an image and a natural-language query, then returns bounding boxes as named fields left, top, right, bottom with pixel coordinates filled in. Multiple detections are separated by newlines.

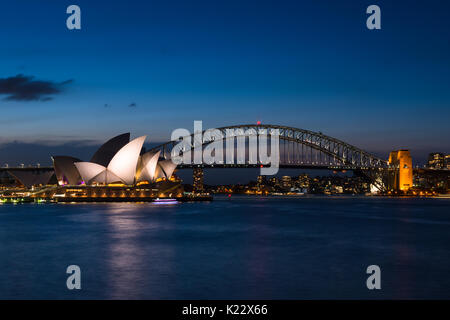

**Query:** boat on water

left=154, top=198, right=178, bottom=204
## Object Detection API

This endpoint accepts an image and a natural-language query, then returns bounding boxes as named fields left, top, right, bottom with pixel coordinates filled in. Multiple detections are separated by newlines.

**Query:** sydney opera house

left=1, top=133, right=191, bottom=202
left=52, top=133, right=177, bottom=187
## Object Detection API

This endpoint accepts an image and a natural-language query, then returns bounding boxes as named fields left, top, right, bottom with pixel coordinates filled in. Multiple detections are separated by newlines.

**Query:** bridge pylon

left=387, top=150, right=413, bottom=192
left=193, top=167, right=204, bottom=194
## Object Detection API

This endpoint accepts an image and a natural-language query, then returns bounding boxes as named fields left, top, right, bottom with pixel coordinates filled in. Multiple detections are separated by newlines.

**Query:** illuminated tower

left=388, top=150, right=413, bottom=192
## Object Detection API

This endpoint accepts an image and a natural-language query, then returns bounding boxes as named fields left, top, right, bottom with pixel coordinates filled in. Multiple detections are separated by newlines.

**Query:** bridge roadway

left=0, top=164, right=381, bottom=172
left=2, top=165, right=448, bottom=173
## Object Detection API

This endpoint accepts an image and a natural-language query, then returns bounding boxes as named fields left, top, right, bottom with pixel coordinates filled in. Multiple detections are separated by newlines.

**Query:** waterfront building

left=1, top=133, right=178, bottom=190
left=281, top=176, right=292, bottom=189
left=53, top=133, right=177, bottom=187
left=269, top=177, right=279, bottom=187
left=296, top=174, right=310, bottom=189
left=256, top=175, right=266, bottom=190
left=74, top=136, right=147, bottom=185
left=427, top=153, right=445, bottom=169
left=0, top=133, right=188, bottom=200
left=256, top=175, right=265, bottom=185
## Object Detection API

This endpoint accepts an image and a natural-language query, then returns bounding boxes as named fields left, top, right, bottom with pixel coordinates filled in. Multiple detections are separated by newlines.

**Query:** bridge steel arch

left=149, top=124, right=389, bottom=170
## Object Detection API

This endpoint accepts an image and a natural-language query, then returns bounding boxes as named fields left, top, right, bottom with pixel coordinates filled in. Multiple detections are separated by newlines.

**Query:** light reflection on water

left=0, top=197, right=449, bottom=299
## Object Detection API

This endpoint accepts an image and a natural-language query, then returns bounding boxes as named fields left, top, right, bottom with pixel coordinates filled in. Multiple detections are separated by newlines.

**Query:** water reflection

left=1, top=198, right=449, bottom=299
left=102, top=203, right=175, bottom=299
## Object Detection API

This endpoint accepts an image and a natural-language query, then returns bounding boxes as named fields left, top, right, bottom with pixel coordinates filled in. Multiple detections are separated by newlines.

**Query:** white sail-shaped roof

left=74, top=136, right=146, bottom=185
left=74, top=162, right=106, bottom=184
left=91, top=170, right=124, bottom=185
left=90, top=133, right=130, bottom=167
left=107, top=136, right=146, bottom=185
left=158, top=160, right=177, bottom=180
left=52, top=156, right=82, bottom=185
left=137, top=150, right=161, bottom=182
left=154, top=165, right=165, bottom=180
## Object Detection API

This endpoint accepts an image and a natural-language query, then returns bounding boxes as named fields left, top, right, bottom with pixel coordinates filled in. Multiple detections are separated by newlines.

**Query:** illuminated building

left=54, top=133, right=177, bottom=186
left=256, top=175, right=266, bottom=188
left=427, top=153, right=445, bottom=169
left=388, top=150, right=413, bottom=191
left=193, top=167, right=204, bottom=193
left=281, top=176, right=292, bottom=189
left=256, top=175, right=265, bottom=185
left=446, top=155, right=450, bottom=170
left=269, top=177, right=278, bottom=186
left=75, top=136, right=147, bottom=185
left=296, top=174, right=310, bottom=188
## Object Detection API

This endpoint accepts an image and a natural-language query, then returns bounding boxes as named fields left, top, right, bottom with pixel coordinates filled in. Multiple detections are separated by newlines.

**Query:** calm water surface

left=0, top=196, right=449, bottom=299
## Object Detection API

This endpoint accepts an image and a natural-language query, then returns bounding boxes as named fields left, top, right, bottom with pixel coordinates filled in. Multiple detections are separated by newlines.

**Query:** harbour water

left=0, top=196, right=449, bottom=299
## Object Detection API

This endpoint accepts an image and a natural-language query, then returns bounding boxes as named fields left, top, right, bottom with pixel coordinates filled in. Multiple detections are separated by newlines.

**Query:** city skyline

left=1, top=0, right=449, bottom=166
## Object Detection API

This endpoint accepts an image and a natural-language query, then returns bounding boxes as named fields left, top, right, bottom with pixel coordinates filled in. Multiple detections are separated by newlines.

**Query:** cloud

left=0, top=140, right=103, bottom=166
left=0, top=74, right=73, bottom=101
left=128, top=102, right=137, bottom=108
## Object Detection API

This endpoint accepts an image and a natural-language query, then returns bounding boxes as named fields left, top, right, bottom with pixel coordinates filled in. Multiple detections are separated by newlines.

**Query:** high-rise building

left=193, top=167, right=204, bottom=193
left=256, top=175, right=265, bottom=185
left=281, top=176, right=292, bottom=189
left=427, top=153, right=445, bottom=169
left=445, top=155, right=450, bottom=170
left=388, top=150, right=413, bottom=191
left=256, top=175, right=266, bottom=190
left=269, top=177, right=278, bottom=185
left=296, top=174, right=310, bottom=188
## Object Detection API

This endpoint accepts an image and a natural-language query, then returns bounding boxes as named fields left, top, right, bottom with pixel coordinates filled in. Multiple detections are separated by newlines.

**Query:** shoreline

left=0, top=195, right=213, bottom=204
left=1, top=193, right=448, bottom=204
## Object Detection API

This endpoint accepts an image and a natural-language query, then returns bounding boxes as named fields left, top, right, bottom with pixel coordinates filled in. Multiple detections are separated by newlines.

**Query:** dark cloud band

left=0, top=74, right=73, bottom=101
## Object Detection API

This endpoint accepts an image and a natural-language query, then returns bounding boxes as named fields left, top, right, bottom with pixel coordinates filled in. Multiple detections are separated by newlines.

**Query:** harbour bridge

left=148, top=124, right=390, bottom=191
left=149, top=124, right=388, bottom=170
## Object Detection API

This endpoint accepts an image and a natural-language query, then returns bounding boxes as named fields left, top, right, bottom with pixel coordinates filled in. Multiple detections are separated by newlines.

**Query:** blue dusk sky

left=0, top=0, right=449, bottom=166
